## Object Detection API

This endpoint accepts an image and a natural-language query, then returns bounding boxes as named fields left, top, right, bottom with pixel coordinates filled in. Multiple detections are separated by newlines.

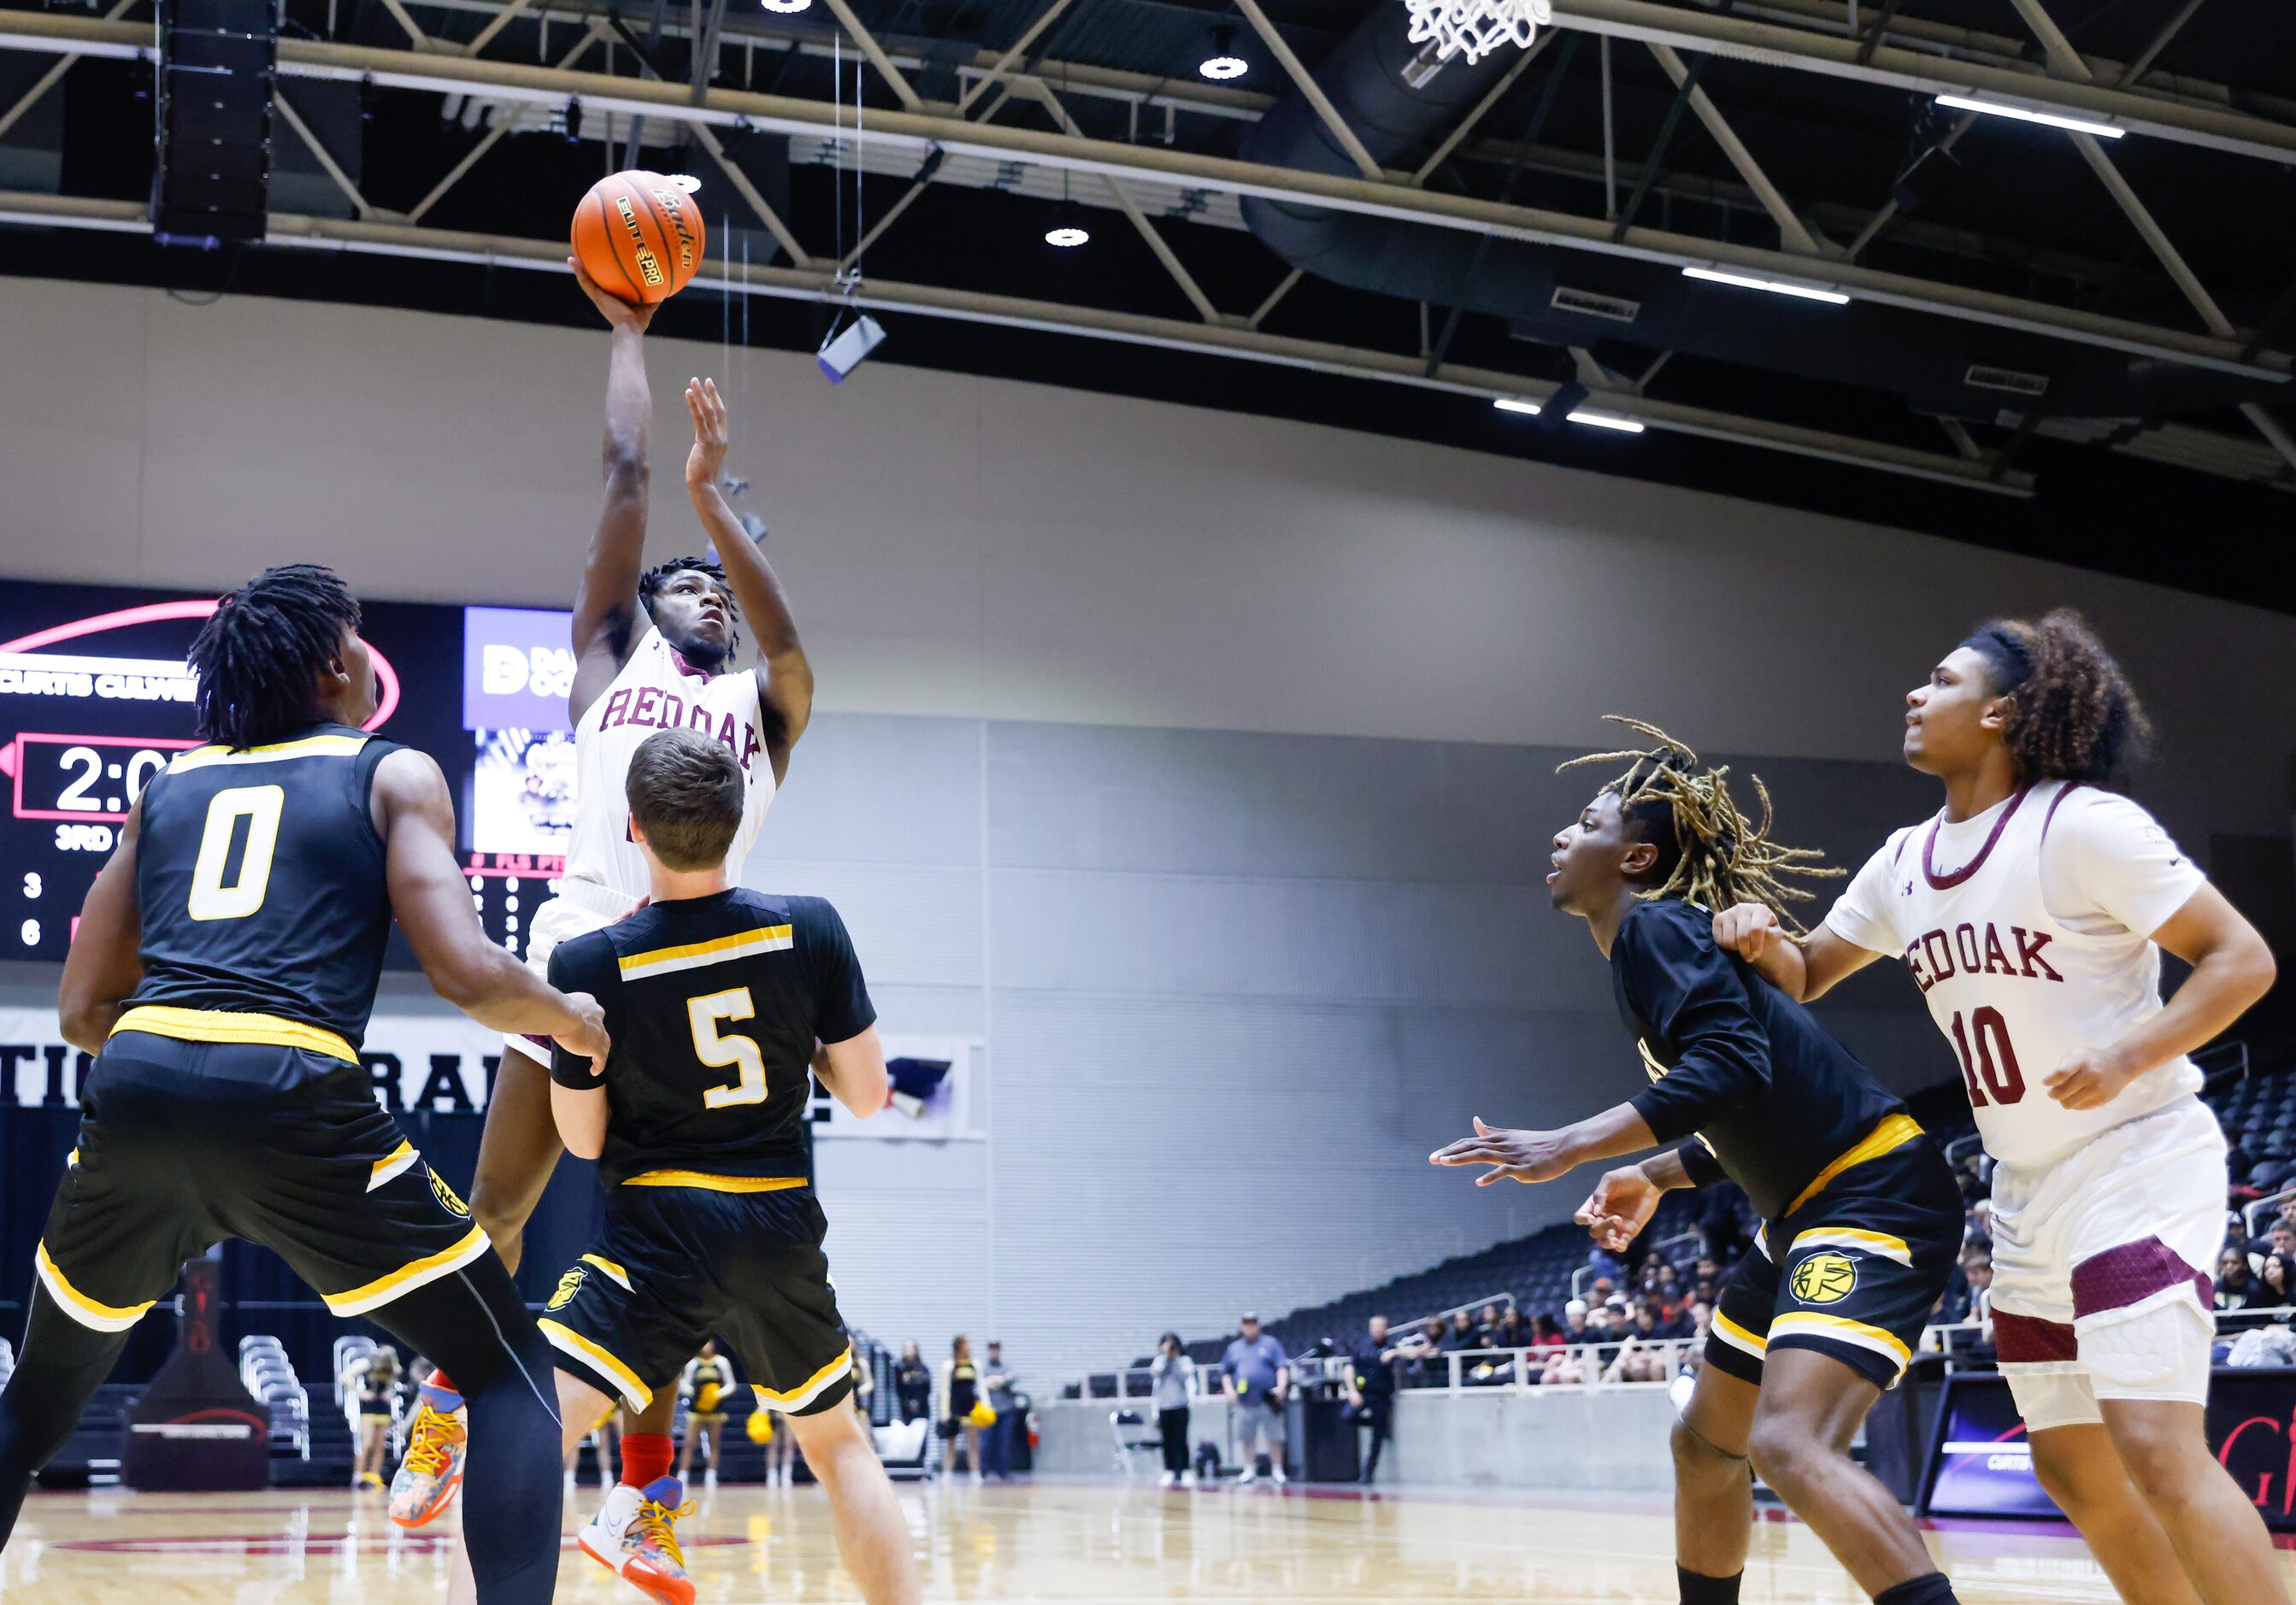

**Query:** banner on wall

left=0, top=1007, right=980, bottom=1138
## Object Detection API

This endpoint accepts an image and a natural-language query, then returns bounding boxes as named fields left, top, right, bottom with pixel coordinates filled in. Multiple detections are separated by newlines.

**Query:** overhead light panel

left=760, top=0, right=812, bottom=11
left=1567, top=410, right=1645, bottom=433
left=1200, top=21, right=1247, bottom=79
left=1681, top=266, right=1850, bottom=305
left=1492, top=397, right=1541, bottom=415
left=1045, top=224, right=1090, bottom=247
left=1934, top=95, right=2122, bottom=138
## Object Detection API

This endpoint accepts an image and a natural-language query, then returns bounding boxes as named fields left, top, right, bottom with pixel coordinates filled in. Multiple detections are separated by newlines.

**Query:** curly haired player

left=1715, top=612, right=2282, bottom=1605
left=1434, top=720, right=1967, bottom=1605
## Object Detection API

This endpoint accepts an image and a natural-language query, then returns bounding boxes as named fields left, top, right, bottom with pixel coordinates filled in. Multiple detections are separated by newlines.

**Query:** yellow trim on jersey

left=368, top=1141, right=420, bottom=1192
left=1710, top=1310, right=1768, bottom=1357
left=1790, top=1226, right=1913, bottom=1267
left=1784, top=1114, right=1924, bottom=1217
left=619, top=1170, right=807, bottom=1193
left=112, top=1006, right=359, bottom=1066
left=540, top=1319, right=654, bottom=1409
left=168, top=732, right=371, bottom=773
left=36, top=1242, right=156, bottom=1332
left=322, top=1226, right=492, bottom=1316
left=616, top=925, right=795, bottom=983
left=752, top=1346, right=854, bottom=1412
left=65, top=1148, right=78, bottom=1167
left=581, top=1253, right=633, bottom=1291
left=1770, top=1311, right=1912, bottom=1369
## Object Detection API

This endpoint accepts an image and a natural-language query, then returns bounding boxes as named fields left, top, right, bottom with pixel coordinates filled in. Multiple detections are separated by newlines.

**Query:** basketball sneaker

left=580, top=1476, right=698, bottom=1605
left=387, top=1402, right=467, bottom=1528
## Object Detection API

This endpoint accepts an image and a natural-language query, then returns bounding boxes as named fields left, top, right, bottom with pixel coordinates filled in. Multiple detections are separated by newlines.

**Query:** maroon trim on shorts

left=1922, top=786, right=2030, bottom=891
left=2069, top=1236, right=2211, bottom=1320
left=1991, top=1309, right=2078, bottom=1364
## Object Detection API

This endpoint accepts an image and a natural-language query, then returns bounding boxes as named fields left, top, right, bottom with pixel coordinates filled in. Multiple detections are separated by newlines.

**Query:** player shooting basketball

left=392, top=260, right=815, bottom=1598
left=1434, top=720, right=1968, bottom=1605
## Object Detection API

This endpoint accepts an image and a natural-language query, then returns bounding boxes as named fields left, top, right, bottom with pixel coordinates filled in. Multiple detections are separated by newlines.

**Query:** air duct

left=1236, top=14, right=2277, bottom=420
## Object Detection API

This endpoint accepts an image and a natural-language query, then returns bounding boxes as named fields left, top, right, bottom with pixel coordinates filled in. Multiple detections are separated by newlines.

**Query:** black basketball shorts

left=539, top=1180, right=855, bottom=1418
left=35, top=1027, right=490, bottom=1333
left=1707, top=1121, right=1964, bottom=1392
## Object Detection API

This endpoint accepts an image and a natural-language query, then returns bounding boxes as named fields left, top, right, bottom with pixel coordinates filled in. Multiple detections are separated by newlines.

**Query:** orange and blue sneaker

left=580, top=1476, right=698, bottom=1605
left=387, top=1400, right=468, bottom=1529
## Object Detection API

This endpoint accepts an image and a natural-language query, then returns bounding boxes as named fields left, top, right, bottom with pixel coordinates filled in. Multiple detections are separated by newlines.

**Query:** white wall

left=3, top=273, right=2288, bottom=1386
left=1, top=274, right=2287, bottom=843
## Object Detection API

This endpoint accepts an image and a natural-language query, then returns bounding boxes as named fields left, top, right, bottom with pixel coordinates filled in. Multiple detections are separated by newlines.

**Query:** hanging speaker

left=151, top=0, right=280, bottom=245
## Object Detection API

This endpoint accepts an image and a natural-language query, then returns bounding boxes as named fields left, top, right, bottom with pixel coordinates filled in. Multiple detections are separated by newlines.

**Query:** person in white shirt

left=1714, top=608, right=2280, bottom=1605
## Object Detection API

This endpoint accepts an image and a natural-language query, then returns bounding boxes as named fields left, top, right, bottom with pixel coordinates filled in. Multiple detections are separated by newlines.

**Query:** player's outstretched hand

left=686, top=376, right=730, bottom=489
left=556, top=991, right=611, bottom=1064
left=1575, top=1165, right=1662, bottom=1254
left=568, top=256, right=656, bottom=333
left=2043, top=1044, right=2139, bottom=1110
left=1430, top=1117, right=1575, bottom=1186
left=1712, top=901, right=1781, bottom=961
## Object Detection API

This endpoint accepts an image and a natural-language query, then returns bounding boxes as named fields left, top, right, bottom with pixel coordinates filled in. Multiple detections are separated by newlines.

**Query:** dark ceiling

left=2, top=0, right=2292, bottom=610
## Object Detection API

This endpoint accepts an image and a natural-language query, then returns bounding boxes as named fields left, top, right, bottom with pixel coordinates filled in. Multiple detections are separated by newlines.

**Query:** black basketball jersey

left=547, top=888, right=875, bottom=1189
left=1612, top=897, right=1905, bottom=1222
left=124, top=723, right=399, bottom=1054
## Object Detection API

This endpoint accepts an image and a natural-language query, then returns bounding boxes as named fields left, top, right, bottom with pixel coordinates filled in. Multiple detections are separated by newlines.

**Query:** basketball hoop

left=1403, top=0, right=1551, bottom=64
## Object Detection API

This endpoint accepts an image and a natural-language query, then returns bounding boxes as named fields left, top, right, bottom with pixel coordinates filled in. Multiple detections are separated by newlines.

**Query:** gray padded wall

left=755, top=712, right=1958, bottom=1388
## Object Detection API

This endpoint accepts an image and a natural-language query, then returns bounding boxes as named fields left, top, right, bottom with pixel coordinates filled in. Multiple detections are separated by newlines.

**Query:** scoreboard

left=0, top=581, right=579, bottom=965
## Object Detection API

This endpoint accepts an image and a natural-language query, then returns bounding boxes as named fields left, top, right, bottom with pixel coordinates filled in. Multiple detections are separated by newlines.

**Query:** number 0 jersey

left=1823, top=780, right=2207, bottom=1169
left=547, top=888, right=874, bottom=1188
left=122, top=723, right=400, bottom=1058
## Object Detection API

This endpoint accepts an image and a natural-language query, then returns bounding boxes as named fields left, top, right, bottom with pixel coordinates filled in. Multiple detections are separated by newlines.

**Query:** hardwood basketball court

left=9, top=1478, right=2273, bottom=1602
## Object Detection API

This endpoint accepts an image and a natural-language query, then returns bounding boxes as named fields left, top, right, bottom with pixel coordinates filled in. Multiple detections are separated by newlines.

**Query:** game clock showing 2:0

left=0, top=579, right=546, bottom=965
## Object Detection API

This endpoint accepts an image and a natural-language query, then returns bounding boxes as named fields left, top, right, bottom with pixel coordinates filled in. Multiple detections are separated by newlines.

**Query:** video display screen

left=0, top=581, right=579, bottom=965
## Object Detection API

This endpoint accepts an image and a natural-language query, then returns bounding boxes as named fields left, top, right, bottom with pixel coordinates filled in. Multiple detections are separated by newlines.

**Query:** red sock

left=621, top=1433, right=674, bottom=1490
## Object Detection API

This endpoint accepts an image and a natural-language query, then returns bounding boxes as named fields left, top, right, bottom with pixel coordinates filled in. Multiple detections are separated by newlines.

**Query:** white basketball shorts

left=501, top=879, right=639, bottom=1067
left=1987, top=1096, right=2227, bottom=1429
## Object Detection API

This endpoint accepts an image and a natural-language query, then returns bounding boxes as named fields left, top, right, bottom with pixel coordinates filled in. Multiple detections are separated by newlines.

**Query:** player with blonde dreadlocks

left=1434, top=719, right=1967, bottom=1605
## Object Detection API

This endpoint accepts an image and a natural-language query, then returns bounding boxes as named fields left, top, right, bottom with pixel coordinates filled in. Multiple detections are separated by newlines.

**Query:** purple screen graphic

left=462, top=607, right=576, bottom=734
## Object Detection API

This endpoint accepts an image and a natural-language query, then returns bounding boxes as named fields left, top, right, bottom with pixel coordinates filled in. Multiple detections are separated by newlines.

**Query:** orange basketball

left=571, top=171, right=705, bottom=305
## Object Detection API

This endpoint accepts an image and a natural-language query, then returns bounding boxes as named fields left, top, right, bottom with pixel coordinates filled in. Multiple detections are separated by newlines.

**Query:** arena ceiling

left=2, top=0, right=2293, bottom=609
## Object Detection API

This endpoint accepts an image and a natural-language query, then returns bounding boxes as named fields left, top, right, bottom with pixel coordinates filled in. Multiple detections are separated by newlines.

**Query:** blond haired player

left=1716, top=610, right=2281, bottom=1605
left=393, top=263, right=813, bottom=1597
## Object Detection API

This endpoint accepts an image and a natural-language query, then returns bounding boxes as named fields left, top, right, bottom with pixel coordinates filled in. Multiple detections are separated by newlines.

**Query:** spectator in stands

left=1965, top=1198, right=1995, bottom=1253
left=2258, top=1222, right=2296, bottom=1277
left=1587, top=1241, right=1625, bottom=1285
left=1688, top=1301, right=1713, bottom=1343
left=938, top=1335, right=986, bottom=1483
left=1443, top=1311, right=1481, bottom=1351
left=1528, top=1314, right=1563, bottom=1350
left=1963, top=1252, right=1993, bottom=1312
left=1475, top=1303, right=1502, bottom=1343
left=893, top=1341, right=933, bottom=1424
left=1345, top=1315, right=1403, bottom=1484
left=1560, top=1300, right=1591, bottom=1343
left=1538, top=1345, right=1588, bottom=1386
left=1219, top=1314, right=1290, bottom=1484
left=2217, top=1248, right=2261, bottom=1312
left=2264, top=1254, right=2294, bottom=1308
left=1150, top=1333, right=1195, bottom=1489
left=351, top=1347, right=400, bottom=1491
left=980, top=1342, right=1020, bottom=1482
left=1490, top=1307, right=1528, bottom=1351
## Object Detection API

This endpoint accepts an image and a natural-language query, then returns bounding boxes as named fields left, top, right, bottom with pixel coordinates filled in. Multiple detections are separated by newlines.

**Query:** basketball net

left=1403, top=0, right=1551, bottom=64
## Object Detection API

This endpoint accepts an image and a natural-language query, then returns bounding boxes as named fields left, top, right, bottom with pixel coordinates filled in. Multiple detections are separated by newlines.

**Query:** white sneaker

left=704, top=1469, right=718, bottom=1490
left=579, top=1478, right=696, bottom=1605
left=1271, top=1466, right=1287, bottom=1486
left=1181, top=1471, right=1197, bottom=1488
left=1235, top=1467, right=1257, bottom=1485
left=779, top=1466, right=794, bottom=1489
left=1158, top=1471, right=1177, bottom=1488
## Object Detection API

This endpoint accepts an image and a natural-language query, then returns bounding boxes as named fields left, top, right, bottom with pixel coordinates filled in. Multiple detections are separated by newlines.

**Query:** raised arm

left=372, top=748, right=606, bottom=1055
left=684, top=377, right=813, bottom=784
left=57, top=801, right=145, bottom=1053
left=568, top=261, right=659, bottom=722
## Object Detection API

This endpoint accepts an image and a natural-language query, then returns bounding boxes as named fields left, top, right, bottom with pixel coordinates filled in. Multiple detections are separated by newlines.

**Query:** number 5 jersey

left=1824, top=779, right=2208, bottom=1170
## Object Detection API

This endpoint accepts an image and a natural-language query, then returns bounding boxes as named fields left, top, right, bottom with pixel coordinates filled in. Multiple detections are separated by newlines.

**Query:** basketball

left=571, top=170, right=704, bottom=305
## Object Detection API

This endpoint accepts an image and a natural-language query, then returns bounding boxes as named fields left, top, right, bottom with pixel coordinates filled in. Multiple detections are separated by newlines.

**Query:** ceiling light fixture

left=1568, top=410, right=1645, bottom=433
left=760, top=0, right=813, bottom=13
left=1681, top=266, right=1851, bottom=305
left=1934, top=95, right=2122, bottom=138
left=1045, top=224, right=1090, bottom=247
left=1492, top=397, right=1541, bottom=415
left=1200, top=21, right=1246, bottom=80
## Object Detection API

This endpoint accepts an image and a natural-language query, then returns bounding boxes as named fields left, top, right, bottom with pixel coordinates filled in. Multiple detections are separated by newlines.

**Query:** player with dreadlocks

left=1716, top=612, right=2282, bottom=1605
left=0, top=565, right=608, bottom=1602
left=398, top=266, right=815, bottom=1605
left=1434, top=719, right=1967, bottom=1605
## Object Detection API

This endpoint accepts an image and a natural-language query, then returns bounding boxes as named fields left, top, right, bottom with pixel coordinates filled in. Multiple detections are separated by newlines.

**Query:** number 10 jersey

left=1824, top=779, right=2206, bottom=1170
left=545, top=887, right=875, bottom=1188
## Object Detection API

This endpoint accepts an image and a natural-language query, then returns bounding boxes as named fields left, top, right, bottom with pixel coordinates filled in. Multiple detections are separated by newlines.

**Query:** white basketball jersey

left=560, top=626, right=775, bottom=902
left=1836, top=780, right=2199, bottom=1169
